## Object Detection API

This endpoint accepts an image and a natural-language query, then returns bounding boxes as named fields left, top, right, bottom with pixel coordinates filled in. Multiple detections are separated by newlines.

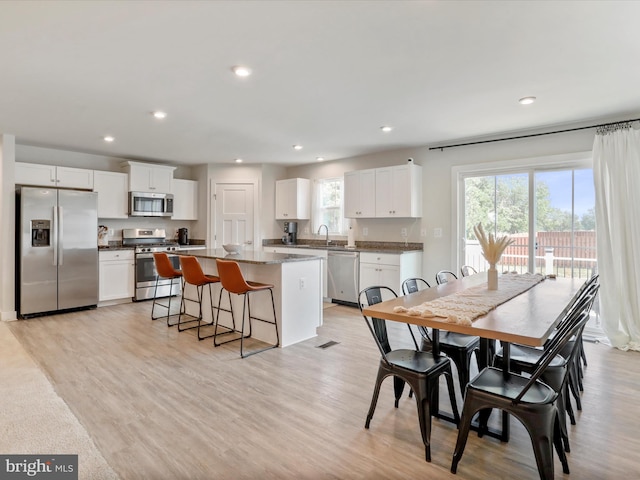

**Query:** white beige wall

left=0, top=135, right=16, bottom=320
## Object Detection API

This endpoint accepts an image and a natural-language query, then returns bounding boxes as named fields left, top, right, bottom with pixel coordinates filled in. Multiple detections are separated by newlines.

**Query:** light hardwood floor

left=8, top=301, right=640, bottom=479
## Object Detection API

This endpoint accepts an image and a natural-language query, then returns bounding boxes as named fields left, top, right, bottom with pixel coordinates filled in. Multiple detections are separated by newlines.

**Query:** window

left=313, top=177, right=345, bottom=234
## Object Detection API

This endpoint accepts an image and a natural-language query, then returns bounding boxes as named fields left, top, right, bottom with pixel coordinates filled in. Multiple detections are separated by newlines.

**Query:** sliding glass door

left=461, top=167, right=596, bottom=277
left=458, top=159, right=600, bottom=334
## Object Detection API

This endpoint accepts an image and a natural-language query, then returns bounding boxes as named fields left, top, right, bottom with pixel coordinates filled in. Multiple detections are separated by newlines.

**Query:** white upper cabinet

left=375, top=164, right=422, bottom=218
left=15, top=163, right=94, bottom=190
left=123, top=161, right=175, bottom=193
left=172, top=179, right=198, bottom=220
left=275, top=178, right=310, bottom=219
left=93, top=171, right=128, bottom=218
left=344, top=168, right=376, bottom=218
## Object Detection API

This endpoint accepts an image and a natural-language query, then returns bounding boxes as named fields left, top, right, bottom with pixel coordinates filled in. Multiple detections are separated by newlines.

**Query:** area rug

left=0, top=322, right=119, bottom=480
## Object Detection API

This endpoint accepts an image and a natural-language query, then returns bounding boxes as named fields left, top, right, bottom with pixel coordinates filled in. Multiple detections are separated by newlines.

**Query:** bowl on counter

left=222, top=243, right=243, bottom=254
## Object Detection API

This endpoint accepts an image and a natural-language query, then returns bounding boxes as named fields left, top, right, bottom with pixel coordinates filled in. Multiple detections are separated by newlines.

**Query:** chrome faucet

left=317, top=224, right=331, bottom=246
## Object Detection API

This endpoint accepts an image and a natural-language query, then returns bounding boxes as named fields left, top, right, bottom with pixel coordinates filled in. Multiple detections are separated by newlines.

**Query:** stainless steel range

left=123, top=228, right=182, bottom=301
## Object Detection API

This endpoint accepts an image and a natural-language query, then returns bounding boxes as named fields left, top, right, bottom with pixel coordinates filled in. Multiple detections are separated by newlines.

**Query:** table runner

left=393, top=273, right=545, bottom=326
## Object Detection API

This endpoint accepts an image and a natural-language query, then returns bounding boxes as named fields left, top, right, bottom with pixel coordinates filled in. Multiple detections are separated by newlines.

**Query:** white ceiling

left=2, top=1, right=640, bottom=166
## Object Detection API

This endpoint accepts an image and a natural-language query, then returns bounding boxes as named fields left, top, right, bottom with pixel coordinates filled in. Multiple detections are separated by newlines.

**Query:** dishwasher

left=327, top=251, right=360, bottom=305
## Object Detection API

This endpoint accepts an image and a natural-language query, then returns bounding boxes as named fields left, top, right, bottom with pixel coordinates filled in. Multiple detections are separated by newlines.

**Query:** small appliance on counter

left=282, top=221, right=297, bottom=245
left=178, top=227, right=189, bottom=245
left=98, top=225, right=109, bottom=246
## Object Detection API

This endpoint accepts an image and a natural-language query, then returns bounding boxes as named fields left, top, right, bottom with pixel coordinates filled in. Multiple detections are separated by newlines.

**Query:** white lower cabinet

left=99, top=250, right=135, bottom=302
left=359, top=251, right=423, bottom=295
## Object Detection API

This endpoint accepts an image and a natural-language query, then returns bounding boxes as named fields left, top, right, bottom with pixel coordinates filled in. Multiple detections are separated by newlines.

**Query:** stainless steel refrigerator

left=17, top=187, right=98, bottom=317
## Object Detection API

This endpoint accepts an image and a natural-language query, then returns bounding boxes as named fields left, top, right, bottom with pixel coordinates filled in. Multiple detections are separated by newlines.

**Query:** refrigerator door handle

left=53, top=206, right=59, bottom=266
left=58, top=206, right=64, bottom=266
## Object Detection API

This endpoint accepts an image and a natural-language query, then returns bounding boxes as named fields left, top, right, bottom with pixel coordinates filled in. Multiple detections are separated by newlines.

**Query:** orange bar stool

left=178, top=256, right=231, bottom=340
left=151, top=252, right=183, bottom=326
left=214, top=259, right=279, bottom=358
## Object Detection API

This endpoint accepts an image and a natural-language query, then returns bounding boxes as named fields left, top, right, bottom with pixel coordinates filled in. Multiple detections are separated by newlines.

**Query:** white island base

left=180, top=252, right=322, bottom=349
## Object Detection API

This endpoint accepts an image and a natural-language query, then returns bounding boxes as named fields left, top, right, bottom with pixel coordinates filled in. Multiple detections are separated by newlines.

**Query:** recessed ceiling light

left=518, top=96, right=536, bottom=105
left=381, top=126, right=393, bottom=132
left=232, top=65, right=252, bottom=77
left=153, top=111, right=167, bottom=119
left=235, top=158, right=243, bottom=163
left=316, top=157, right=325, bottom=162
left=103, top=135, right=115, bottom=142
left=293, top=145, right=303, bottom=150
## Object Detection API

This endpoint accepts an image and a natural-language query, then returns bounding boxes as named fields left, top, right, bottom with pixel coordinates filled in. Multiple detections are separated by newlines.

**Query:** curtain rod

left=429, top=117, right=640, bottom=151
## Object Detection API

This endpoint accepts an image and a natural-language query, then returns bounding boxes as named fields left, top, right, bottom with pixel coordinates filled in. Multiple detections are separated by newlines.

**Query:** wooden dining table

left=362, top=272, right=581, bottom=441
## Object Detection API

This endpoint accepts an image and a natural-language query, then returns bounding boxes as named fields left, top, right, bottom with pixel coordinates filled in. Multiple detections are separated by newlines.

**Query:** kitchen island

left=177, top=249, right=323, bottom=348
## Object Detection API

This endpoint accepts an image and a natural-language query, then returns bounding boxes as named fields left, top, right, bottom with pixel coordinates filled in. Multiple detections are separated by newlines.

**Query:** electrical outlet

left=434, top=227, right=443, bottom=238
left=363, top=227, right=368, bottom=236
left=299, top=277, right=306, bottom=289
left=401, top=228, right=407, bottom=237
left=304, top=227, right=309, bottom=234
left=420, top=228, right=427, bottom=237
left=108, top=228, right=114, bottom=236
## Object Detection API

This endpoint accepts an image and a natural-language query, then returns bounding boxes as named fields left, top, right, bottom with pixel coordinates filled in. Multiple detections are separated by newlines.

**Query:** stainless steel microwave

left=129, top=191, right=173, bottom=217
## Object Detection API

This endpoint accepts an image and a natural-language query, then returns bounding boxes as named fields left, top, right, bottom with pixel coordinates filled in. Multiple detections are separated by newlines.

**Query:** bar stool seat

left=214, top=258, right=279, bottom=358
left=151, top=252, right=183, bottom=326
left=178, top=256, right=232, bottom=340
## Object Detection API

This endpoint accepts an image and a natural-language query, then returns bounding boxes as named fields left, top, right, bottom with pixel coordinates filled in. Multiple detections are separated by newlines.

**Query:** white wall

left=0, top=135, right=16, bottom=320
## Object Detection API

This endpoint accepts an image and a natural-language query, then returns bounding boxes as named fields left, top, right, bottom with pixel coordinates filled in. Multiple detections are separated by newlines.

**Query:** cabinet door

left=379, top=264, right=401, bottom=294
left=275, top=178, right=310, bottom=219
left=15, top=163, right=57, bottom=186
left=150, top=168, right=173, bottom=193
left=94, top=171, right=128, bottom=218
left=344, top=169, right=376, bottom=218
left=275, top=179, right=296, bottom=219
left=172, top=179, right=198, bottom=220
left=127, top=162, right=174, bottom=192
left=359, top=262, right=380, bottom=291
left=56, top=166, right=94, bottom=190
left=99, top=252, right=134, bottom=301
left=375, top=167, right=394, bottom=217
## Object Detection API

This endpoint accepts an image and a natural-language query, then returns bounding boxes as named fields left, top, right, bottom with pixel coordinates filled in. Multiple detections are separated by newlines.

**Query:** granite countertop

left=263, top=240, right=423, bottom=254
left=178, top=248, right=323, bottom=265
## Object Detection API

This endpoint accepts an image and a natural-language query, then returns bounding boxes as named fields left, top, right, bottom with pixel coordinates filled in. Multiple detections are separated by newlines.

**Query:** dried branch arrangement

left=473, top=223, right=515, bottom=265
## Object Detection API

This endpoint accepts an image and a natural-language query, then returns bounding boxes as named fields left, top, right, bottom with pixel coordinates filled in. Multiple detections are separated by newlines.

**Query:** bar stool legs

left=214, top=259, right=280, bottom=358
left=151, top=252, right=184, bottom=327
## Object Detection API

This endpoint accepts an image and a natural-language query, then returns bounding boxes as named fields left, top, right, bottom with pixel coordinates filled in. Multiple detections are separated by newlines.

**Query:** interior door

left=214, top=183, right=255, bottom=248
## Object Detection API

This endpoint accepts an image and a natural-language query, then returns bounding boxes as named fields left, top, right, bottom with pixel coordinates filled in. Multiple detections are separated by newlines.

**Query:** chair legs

left=451, top=393, right=568, bottom=479
left=213, top=287, right=280, bottom=358
left=151, top=276, right=184, bottom=326
left=365, top=363, right=459, bottom=463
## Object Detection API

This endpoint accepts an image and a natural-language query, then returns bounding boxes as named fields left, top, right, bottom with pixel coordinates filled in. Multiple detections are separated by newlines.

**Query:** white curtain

left=592, top=123, right=640, bottom=351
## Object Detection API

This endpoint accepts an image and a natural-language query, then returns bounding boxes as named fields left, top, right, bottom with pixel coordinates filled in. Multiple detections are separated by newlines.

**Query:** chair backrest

left=358, top=286, right=401, bottom=361
left=460, top=265, right=477, bottom=277
left=215, top=259, right=251, bottom=294
left=401, top=277, right=431, bottom=295
left=153, top=252, right=181, bottom=279
left=513, top=283, right=599, bottom=404
left=178, top=256, right=207, bottom=285
left=436, top=270, right=458, bottom=285
left=546, top=274, right=599, bottom=342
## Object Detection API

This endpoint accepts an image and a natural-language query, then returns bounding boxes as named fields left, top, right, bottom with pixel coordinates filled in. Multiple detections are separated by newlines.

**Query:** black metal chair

left=460, top=265, right=478, bottom=277
left=402, top=278, right=480, bottom=395
left=358, top=286, right=459, bottom=462
left=492, top=278, right=600, bottom=452
left=435, top=270, right=458, bottom=284
left=450, top=301, right=594, bottom=479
